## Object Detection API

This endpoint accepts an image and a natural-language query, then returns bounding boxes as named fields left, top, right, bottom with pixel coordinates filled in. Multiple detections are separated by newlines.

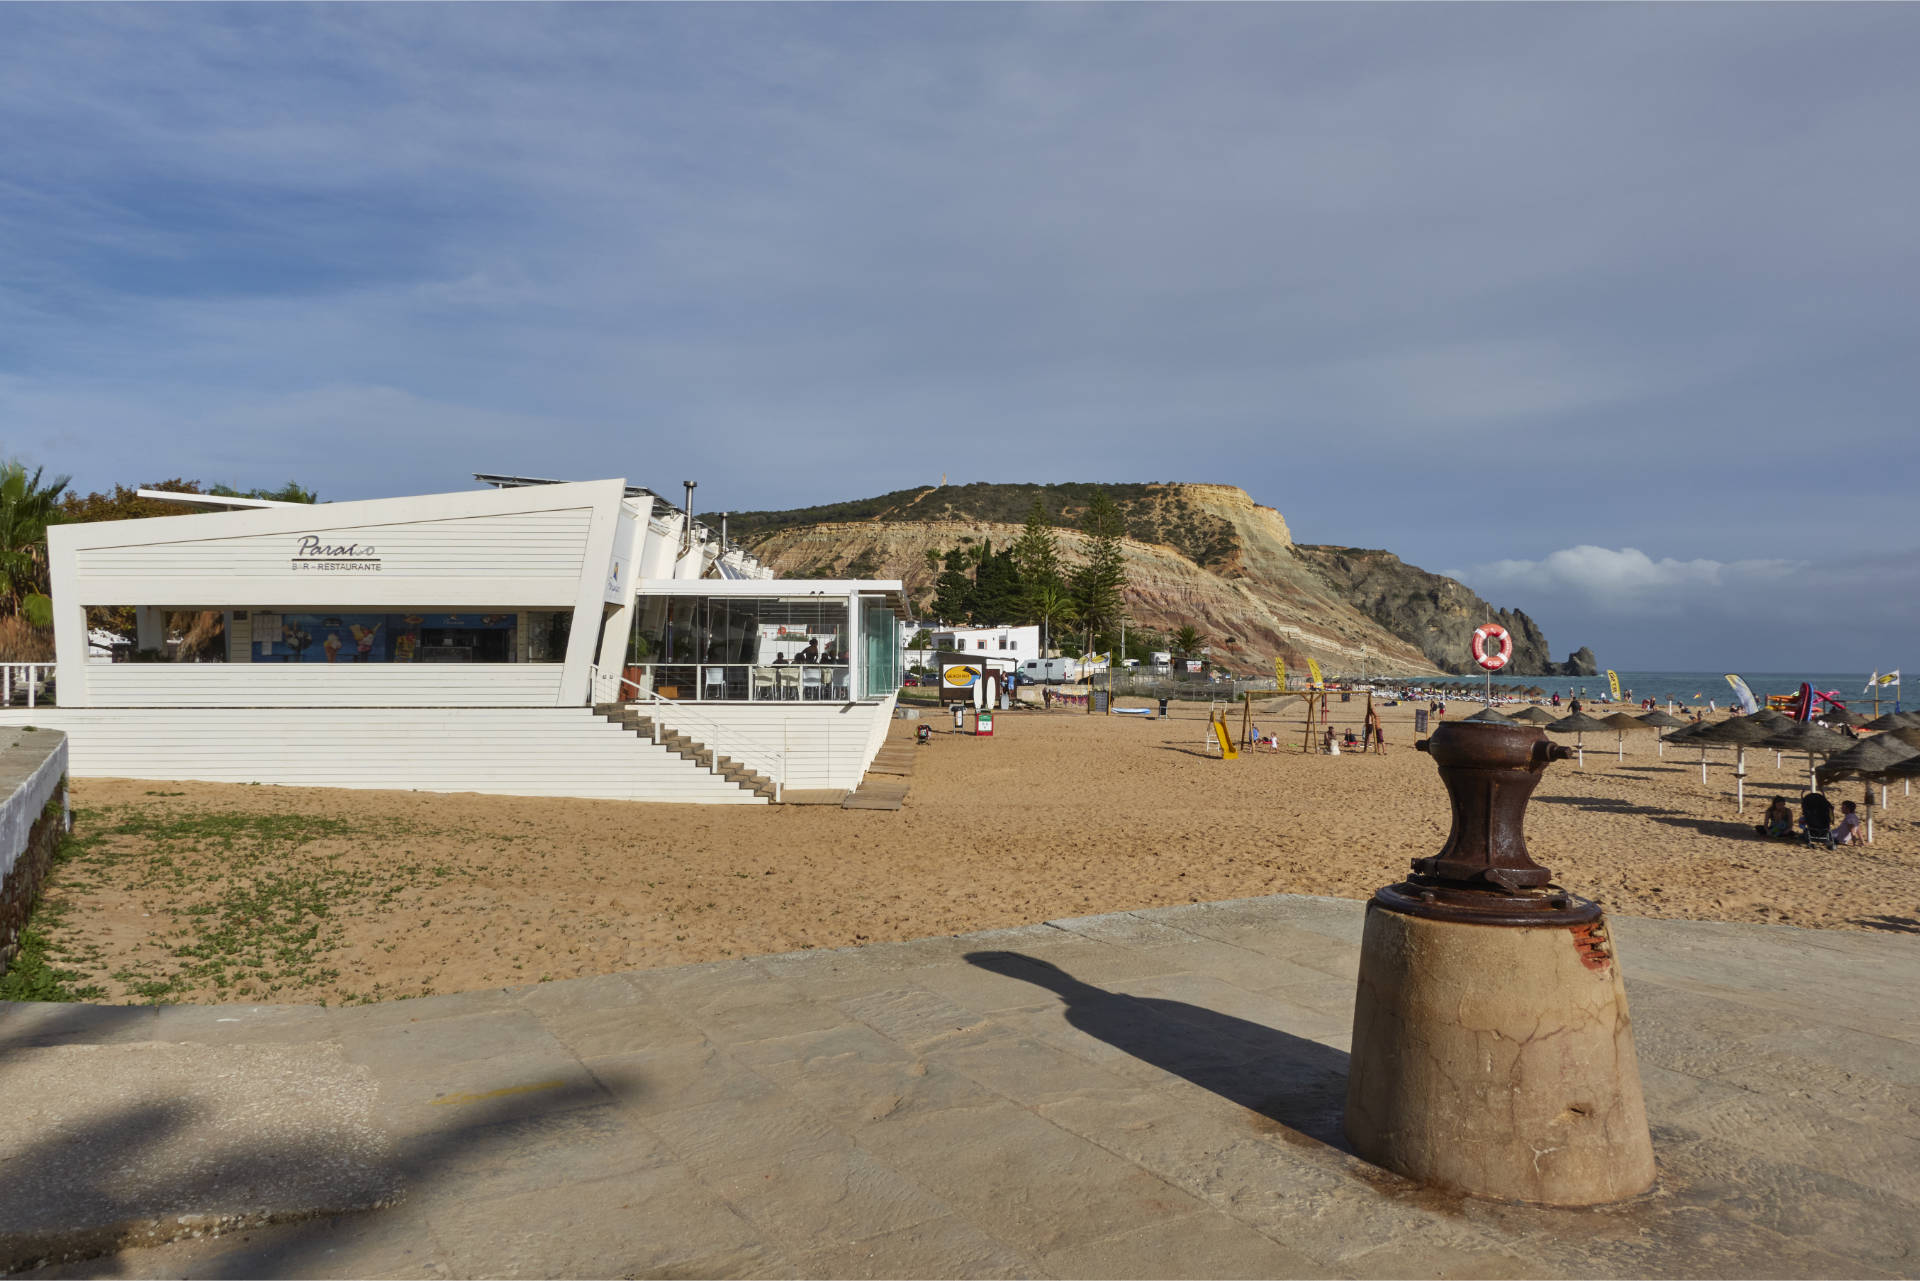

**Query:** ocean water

left=1375, top=670, right=1909, bottom=708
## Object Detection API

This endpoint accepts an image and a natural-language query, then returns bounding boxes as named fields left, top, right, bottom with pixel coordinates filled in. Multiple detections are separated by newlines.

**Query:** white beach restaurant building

left=0, top=477, right=907, bottom=804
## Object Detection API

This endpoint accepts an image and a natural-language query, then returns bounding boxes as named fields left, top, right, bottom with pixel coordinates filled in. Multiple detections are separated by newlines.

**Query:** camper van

left=1021, top=657, right=1079, bottom=685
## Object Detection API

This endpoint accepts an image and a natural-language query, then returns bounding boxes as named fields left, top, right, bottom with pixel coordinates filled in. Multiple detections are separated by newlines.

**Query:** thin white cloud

left=1455, top=546, right=1804, bottom=611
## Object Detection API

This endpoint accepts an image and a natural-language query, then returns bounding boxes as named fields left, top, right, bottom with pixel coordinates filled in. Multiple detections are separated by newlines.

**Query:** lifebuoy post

left=1470, top=623, right=1513, bottom=706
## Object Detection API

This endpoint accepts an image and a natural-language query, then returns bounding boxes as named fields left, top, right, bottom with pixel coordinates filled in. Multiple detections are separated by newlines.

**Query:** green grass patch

left=1, top=827, right=109, bottom=1002
left=30, top=803, right=462, bottom=1004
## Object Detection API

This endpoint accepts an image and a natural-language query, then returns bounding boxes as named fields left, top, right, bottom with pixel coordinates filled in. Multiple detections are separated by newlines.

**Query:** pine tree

left=1071, top=488, right=1128, bottom=652
left=1010, top=496, right=1061, bottom=595
left=932, top=548, right=976, bottom=623
left=971, top=544, right=1023, bottom=624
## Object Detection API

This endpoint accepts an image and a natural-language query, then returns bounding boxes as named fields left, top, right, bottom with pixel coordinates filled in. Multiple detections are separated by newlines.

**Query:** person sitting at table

left=771, top=654, right=788, bottom=666
left=797, top=640, right=820, bottom=663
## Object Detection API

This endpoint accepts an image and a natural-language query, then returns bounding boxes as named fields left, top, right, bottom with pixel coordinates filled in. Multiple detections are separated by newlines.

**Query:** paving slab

left=3, top=893, right=1917, bottom=1279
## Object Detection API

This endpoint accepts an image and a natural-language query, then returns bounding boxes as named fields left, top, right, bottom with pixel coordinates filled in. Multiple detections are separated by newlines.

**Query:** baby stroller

left=1799, top=792, right=1835, bottom=848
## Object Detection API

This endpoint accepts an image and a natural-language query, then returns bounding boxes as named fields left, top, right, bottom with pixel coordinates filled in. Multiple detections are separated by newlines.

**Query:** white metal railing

left=614, top=662, right=851, bottom=703
left=589, top=665, right=786, bottom=800
left=1, top=663, right=55, bottom=708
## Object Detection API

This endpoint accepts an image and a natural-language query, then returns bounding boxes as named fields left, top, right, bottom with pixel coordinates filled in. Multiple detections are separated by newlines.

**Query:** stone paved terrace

left=2, top=894, right=1916, bottom=1279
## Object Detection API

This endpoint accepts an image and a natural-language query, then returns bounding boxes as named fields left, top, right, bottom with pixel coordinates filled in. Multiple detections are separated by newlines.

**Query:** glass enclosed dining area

left=622, top=588, right=901, bottom=702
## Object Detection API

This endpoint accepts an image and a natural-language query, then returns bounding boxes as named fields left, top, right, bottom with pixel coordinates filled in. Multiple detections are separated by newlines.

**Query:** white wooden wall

left=73, top=508, right=593, bottom=585
left=0, top=707, right=763, bottom=803
left=84, top=664, right=567, bottom=708
left=647, top=696, right=898, bottom=791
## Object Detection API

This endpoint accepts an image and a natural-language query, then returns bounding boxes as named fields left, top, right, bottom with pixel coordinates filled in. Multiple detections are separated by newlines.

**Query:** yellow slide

left=1210, top=718, right=1239, bottom=760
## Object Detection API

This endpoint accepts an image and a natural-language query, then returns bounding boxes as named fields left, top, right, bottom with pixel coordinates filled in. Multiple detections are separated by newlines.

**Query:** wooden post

left=1241, top=691, right=1252, bottom=748
left=1302, top=691, right=1319, bottom=754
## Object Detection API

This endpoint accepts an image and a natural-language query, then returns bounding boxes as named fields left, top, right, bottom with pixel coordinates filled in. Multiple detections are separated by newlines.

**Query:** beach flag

left=1724, top=673, right=1759, bottom=715
left=1867, top=670, right=1901, bottom=689
left=1306, top=657, right=1324, bottom=688
left=1273, top=656, right=1287, bottom=690
left=1606, top=670, right=1621, bottom=701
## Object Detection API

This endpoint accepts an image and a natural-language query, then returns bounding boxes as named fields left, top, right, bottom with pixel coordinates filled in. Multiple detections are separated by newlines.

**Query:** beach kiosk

left=3, top=478, right=908, bottom=804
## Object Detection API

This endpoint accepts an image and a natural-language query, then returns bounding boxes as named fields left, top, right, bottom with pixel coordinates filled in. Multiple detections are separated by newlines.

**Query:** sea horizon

left=1367, top=670, right=1908, bottom=708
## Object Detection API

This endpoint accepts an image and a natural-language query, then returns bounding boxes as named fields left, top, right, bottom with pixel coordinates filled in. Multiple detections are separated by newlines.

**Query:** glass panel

left=631, top=596, right=847, bottom=670
left=861, top=597, right=900, bottom=699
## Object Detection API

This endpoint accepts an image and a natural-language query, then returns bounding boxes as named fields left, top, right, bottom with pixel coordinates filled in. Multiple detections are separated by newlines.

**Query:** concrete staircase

left=595, top=703, right=778, bottom=801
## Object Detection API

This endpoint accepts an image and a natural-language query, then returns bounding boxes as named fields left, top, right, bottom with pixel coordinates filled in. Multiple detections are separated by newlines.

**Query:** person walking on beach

left=1569, top=697, right=1583, bottom=718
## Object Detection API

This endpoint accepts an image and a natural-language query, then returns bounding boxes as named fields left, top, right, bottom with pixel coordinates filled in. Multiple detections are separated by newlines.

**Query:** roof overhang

left=637, top=578, right=910, bottom=620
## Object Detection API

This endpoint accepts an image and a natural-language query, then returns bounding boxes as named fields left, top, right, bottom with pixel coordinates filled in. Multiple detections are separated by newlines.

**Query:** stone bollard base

left=1343, top=901, right=1657, bottom=1207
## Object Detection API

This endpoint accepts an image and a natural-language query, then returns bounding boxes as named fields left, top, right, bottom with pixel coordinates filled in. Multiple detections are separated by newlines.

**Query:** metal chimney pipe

left=681, top=481, right=697, bottom=553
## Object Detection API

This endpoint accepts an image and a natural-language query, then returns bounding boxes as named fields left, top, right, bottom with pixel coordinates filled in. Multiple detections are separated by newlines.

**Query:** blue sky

left=3, top=4, right=1915, bottom=671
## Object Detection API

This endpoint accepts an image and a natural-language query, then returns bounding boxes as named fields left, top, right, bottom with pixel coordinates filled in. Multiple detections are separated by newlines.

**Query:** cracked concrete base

left=1346, top=905, right=1656, bottom=1205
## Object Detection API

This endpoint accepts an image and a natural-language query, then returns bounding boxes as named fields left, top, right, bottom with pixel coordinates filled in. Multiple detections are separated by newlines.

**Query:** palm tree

left=1172, top=624, right=1202, bottom=656
left=0, top=461, right=71, bottom=617
left=1027, top=580, right=1078, bottom=659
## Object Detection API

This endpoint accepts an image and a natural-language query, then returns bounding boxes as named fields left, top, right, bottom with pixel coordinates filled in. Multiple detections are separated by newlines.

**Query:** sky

left=2, top=4, right=1916, bottom=672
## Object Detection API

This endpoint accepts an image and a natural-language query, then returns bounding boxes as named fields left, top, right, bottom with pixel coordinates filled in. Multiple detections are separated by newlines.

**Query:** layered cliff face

left=1289, top=545, right=1573, bottom=677
left=734, top=483, right=1586, bottom=679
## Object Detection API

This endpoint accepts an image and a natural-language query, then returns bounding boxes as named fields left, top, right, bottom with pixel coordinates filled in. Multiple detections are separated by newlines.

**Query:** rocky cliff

left=1289, top=545, right=1581, bottom=677
left=732, top=483, right=1588, bottom=678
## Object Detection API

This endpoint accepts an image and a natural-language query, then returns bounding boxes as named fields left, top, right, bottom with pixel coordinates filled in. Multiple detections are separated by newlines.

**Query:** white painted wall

left=84, top=664, right=567, bottom=707
left=0, top=707, right=764, bottom=803
left=47, top=479, right=630, bottom=708
left=646, top=695, right=898, bottom=791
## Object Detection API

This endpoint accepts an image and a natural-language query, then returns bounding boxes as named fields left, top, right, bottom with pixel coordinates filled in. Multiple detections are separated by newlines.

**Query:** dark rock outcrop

left=1291, top=544, right=1569, bottom=677
left=1556, top=647, right=1600, bottom=677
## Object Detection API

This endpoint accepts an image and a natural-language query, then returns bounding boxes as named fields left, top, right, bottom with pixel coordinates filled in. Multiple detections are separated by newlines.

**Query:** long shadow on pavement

left=963, top=951, right=1353, bottom=1153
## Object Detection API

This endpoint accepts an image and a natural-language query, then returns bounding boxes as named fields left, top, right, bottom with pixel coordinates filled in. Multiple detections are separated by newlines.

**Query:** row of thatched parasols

left=1461, top=705, right=1920, bottom=833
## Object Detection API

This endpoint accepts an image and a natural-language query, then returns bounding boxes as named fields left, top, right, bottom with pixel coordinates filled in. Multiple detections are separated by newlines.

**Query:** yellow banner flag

left=1273, top=656, right=1287, bottom=689
left=1306, top=657, right=1324, bottom=688
left=1606, top=669, right=1621, bottom=701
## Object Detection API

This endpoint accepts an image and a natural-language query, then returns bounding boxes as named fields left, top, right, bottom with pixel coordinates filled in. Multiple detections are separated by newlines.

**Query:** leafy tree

left=1071, top=488, right=1128, bottom=653
left=0, top=461, right=72, bottom=616
left=1027, top=579, right=1078, bottom=658
left=907, top=628, right=933, bottom=650
left=932, top=548, right=976, bottom=623
left=210, top=480, right=321, bottom=503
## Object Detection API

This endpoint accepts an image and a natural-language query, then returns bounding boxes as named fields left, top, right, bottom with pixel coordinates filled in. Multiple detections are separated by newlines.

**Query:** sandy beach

left=37, top=695, right=1920, bottom=1005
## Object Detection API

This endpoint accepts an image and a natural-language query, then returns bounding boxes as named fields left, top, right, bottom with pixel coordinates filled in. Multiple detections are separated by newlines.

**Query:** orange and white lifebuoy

left=1471, top=623, right=1513, bottom=672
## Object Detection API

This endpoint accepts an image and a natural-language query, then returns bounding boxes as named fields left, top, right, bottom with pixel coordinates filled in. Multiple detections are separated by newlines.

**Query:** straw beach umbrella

left=1638, top=709, right=1687, bottom=756
left=1762, top=721, right=1854, bottom=794
left=1463, top=707, right=1517, bottom=725
left=1816, top=735, right=1919, bottom=842
left=1686, top=716, right=1776, bottom=808
left=1860, top=711, right=1920, bottom=731
left=1599, top=711, right=1651, bottom=760
left=1511, top=706, right=1559, bottom=725
left=1744, top=707, right=1794, bottom=765
left=1546, top=710, right=1611, bottom=769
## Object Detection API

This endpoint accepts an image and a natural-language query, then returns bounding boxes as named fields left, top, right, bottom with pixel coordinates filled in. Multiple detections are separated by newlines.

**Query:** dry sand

left=44, top=696, right=1920, bottom=1005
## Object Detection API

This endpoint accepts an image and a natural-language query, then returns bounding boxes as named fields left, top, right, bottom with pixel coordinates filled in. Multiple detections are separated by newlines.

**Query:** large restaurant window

left=252, top=612, right=534, bottom=663
left=629, top=597, right=848, bottom=666
left=626, top=595, right=858, bottom=702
